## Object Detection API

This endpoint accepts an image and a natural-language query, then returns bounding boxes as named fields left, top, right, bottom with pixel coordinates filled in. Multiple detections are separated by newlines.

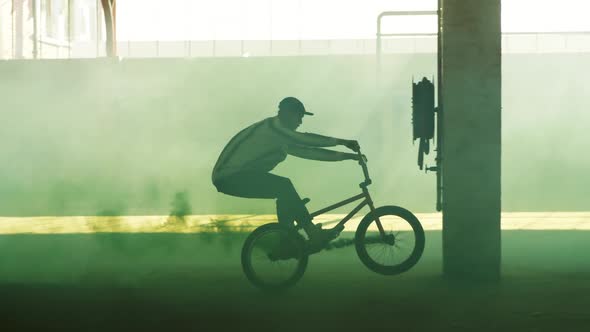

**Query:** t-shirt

left=212, top=116, right=342, bottom=183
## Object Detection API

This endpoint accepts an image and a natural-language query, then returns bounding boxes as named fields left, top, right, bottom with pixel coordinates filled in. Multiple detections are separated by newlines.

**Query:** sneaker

left=305, top=225, right=339, bottom=253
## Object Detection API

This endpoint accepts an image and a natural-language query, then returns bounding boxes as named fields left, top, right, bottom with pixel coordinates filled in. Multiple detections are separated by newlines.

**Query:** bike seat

left=302, top=198, right=311, bottom=205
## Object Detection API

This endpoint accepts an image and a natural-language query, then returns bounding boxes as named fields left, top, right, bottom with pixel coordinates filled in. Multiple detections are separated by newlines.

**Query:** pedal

left=333, top=225, right=345, bottom=237
left=326, top=225, right=343, bottom=241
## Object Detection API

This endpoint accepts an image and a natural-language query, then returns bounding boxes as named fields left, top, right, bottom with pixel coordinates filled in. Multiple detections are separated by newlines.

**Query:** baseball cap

left=278, top=97, right=314, bottom=116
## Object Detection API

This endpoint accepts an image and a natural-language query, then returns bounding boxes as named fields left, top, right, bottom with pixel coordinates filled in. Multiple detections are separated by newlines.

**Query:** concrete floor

left=0, top=213, right=589, bottom=331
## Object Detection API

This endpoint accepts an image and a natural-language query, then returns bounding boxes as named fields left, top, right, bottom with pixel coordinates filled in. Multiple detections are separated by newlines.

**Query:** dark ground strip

left=0, top=230, right=589, bottom=331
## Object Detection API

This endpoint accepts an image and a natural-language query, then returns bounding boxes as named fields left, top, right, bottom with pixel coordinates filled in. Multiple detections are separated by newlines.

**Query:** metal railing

left=377, top=11, right=438, bottom=69
left=4, top=33, right=590, bottom=60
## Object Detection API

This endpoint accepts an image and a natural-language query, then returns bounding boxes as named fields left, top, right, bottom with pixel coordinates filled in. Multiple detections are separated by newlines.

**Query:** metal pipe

left=375, top=9, right=441, bottom=210
left=436, top=0, right=443, bottom=212
left=11, top=0, right=14, bottom=59
left=376, top=10, right=437, bottom=70
left=68, top=0, right=71, bottom=58
left=112, top=0, right=117, bottom=55
left=96, top=0, right=99, bottom=57
left=13, top=0, right=22, bottom=58
left=503, top=30, right=590, bottom=35
left=100, top=0, right=116, bottom=57
left=32, top=0, right=39, bottom=59
left=380, top=32, right=437, bottom=37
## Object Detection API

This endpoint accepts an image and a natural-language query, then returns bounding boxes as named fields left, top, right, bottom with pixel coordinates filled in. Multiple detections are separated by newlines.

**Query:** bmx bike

left=240, top=149, right=425, bottom=290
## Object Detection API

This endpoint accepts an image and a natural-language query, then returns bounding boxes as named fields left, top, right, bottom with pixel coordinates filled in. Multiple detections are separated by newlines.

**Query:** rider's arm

left=269, top=117, right=342, bottom=147
left=286, top=145, right=354, bottom=161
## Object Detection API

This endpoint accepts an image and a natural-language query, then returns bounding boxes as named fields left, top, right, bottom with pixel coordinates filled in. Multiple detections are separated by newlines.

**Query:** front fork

left=362, top=186, right=386, bottom=238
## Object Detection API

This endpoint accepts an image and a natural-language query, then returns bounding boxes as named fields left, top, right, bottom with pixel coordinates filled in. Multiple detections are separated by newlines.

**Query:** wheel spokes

left=363, top=218, right=417, bottom=268
left=247, top=229, right=304, bottom=287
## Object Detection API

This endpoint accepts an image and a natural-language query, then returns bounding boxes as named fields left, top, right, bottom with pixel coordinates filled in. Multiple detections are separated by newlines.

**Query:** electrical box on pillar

left=412, top=77, right=443, bottom=211
left=412, top=77, right=436, bottom=170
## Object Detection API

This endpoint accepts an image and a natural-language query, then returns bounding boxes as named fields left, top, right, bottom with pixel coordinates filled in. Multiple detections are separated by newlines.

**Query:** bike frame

left=307, top=150, right=387, bottom=237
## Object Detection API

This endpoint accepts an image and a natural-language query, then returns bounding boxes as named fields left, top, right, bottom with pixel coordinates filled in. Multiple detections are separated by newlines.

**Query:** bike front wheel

left=241, top=223, right=308, bottom=291
left=355, top=206, right=425, bottom=275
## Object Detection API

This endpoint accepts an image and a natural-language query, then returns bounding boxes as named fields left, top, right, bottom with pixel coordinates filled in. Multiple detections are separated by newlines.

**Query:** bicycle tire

left=241, top=223, right=308, bottom=291
left=355, top=206, right=425, bottom=275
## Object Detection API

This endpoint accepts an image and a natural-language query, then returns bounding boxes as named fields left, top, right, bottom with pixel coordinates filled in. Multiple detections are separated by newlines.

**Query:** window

left=40, top=0, right=67, bottom=41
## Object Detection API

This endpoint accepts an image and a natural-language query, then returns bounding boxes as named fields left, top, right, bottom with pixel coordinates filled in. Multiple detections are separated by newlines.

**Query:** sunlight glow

left=1, top=213, right=589, bottom=234
left=116, top=0, right=590, bottom=41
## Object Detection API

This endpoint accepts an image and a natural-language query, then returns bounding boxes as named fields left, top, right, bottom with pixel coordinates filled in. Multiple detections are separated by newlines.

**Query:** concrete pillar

left=441, top=0, right=502, bottom=281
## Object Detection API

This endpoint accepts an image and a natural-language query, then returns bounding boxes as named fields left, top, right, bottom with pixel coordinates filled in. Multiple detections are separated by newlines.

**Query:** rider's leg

left=214, top=171, right=313, bottom=228
left=272, top=178, right=313, bottom=227
left=215, top=172, right=335, bottom=245
left=215, top=172, right=338, bottom=247
left=216, top=172, right=335, bottom=247
left=268, top=178, right=339, bottom=245
left=275, top=199, right=296, bottom=227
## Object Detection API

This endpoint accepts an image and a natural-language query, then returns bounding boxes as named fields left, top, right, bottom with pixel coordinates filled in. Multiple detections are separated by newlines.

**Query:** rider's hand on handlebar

left=342, top=139, right=360, bottom=152
left=349, top=153, right=367, bottom=162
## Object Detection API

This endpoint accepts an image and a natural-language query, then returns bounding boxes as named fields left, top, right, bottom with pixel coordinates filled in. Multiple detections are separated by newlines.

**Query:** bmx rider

left=212, top=97, right=362, bottom=249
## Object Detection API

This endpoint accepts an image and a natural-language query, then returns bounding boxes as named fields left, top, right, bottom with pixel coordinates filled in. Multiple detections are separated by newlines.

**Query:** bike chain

left=324, top=235, right=384, bottom=251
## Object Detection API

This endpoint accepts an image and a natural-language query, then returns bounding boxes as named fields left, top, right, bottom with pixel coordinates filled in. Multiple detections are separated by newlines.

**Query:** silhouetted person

left=212, top=97, right=361, bottom=248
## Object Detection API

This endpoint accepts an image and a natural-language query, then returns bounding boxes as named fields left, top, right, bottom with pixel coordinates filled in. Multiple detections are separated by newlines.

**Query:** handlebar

left=356, top=149, right=372, bottom=187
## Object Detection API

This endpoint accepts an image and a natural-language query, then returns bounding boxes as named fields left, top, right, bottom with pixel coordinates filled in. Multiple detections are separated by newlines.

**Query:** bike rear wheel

left=355, top=206, right=425, bottom=275
left=241, top=223, right=308, bottom=290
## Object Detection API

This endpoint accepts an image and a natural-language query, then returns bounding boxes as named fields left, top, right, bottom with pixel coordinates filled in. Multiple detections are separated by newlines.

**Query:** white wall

left=0, top=0, right=12, bottom=59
